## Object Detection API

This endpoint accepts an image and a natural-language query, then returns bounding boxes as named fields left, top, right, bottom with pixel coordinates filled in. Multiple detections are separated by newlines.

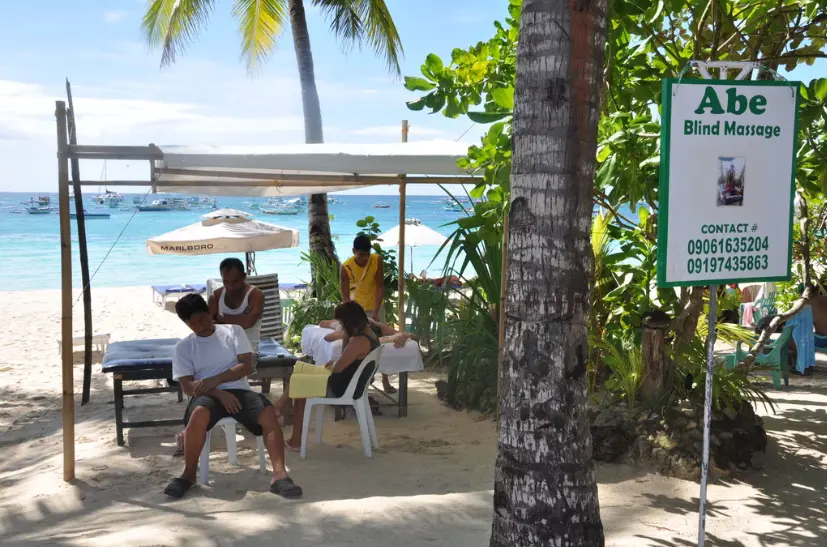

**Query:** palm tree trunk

left=491, top=0, right=607, bottom=545
left=288, top=0, right=337, bottom=263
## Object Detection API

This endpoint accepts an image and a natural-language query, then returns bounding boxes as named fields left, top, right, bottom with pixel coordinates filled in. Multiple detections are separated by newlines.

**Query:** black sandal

left=270, top=477, right=303, bottom=499
left=163, top=477, right=193, bottom=498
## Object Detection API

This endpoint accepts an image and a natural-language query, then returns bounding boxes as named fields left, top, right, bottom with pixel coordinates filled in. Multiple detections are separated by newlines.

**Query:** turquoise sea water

left=0, top=192, right=467, bottom=291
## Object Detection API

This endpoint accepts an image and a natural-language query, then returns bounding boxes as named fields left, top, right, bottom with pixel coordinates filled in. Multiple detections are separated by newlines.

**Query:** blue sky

left=1, top=1, right=822, bottom=196
left=0, top=0, right=503, bottom=195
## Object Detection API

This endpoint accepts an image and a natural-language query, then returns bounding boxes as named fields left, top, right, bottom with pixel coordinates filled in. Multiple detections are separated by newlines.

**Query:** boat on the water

left=171, top=198, right=190, bottom=211
left=27, top=207, right=52, bottom=215
left=137, top=199, right=173, bottom=212
left=261, top=207, right=299, bottom=216
left=96, top=189, right=124, bottom=207
left=372, top=201, right=391, bottom=209
left=132, top=196, right=143, bottom=205
left=71, top=211, right=110, bottom=219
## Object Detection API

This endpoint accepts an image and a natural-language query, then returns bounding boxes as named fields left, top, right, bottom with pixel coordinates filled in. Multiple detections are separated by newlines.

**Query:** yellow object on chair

left=288, top=361, right=332, bottom=398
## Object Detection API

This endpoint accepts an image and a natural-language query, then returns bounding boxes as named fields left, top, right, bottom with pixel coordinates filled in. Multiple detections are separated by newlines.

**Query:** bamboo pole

left=56, top=101, right=75, bottom=482
left=398, top=120, right=409, bottom=331
left=66, top=80, right=93, bottom=406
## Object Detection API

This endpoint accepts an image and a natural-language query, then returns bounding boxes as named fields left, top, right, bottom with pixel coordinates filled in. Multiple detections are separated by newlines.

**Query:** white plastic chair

left=199, top=417, right=267, bottom=484
left=300, top=345, right=383, bottom=459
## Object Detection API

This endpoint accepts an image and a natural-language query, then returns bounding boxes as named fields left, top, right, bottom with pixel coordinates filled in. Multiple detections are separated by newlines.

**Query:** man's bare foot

left=382, top=381, right=397, bottom=394
left=284, top=440, right=300, bottom=452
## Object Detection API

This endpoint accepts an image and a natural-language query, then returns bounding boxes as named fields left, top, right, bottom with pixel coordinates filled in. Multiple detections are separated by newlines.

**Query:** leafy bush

left=591, top=336, right=646, bottom=408
left=443, top=299, right=499, bottom=413
left=405, top=277, right=451, bottom=357
left=284, top=252, right=340, bottom=350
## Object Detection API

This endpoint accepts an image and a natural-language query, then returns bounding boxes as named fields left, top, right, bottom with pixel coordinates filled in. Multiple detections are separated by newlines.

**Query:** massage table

left=102, top=338, right=296, bottom=446
left=300, top=325, right=425, bottom=417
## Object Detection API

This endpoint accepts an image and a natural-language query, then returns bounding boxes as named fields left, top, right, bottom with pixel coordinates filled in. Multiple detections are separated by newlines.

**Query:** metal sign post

left=691, top=61, right=757, bottom=547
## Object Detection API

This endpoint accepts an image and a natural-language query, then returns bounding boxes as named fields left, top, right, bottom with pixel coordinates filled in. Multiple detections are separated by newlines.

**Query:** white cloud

left=104, top=10, right=128, bottom=23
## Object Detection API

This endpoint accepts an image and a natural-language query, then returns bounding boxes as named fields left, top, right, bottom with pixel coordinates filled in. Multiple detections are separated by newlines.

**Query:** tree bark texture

left=641, top=319, right=669, bottom=400
left=289, top=0, right=337, bottom=263
left=491, top=1, right=607, bottom=546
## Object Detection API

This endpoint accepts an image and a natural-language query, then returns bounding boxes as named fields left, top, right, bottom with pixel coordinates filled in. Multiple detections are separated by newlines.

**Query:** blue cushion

left=102, top=338, right=178, bottom=373
left=152, top=285, right=191, bottom=295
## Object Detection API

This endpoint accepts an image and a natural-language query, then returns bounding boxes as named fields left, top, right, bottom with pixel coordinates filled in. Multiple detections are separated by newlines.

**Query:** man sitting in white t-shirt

left=163, top=293, right=302, bottom=499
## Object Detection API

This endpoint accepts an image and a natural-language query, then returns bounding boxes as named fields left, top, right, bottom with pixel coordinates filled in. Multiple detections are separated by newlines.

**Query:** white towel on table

left=300, top=325, right=423, bottom=374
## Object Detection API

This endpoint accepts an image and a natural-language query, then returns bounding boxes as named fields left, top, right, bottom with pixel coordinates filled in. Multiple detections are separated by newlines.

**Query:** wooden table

left=102, top=337, right=296, bottom=446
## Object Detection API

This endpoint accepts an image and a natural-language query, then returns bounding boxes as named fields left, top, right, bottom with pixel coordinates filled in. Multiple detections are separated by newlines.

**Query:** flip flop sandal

left=270, top=477, right=303, bottom=499
left=163, top=477, right=193, bottom=498
left=284, top=441, right=300, bottom=453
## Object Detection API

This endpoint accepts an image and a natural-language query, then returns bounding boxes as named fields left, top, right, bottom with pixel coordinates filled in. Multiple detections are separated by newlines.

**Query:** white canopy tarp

left=146, top=208, right=299, bottom=256
left=378, top=218, right=448, bottom=248
left=153, top=140, right=477, bottom=197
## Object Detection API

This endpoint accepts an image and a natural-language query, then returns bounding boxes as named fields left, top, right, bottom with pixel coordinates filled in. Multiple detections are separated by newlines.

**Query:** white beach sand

left=0, top=286, right=825, bottom=546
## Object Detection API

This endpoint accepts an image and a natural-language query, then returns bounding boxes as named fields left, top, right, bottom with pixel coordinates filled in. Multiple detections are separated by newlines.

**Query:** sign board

left=657, top=79, right=800, bottom=287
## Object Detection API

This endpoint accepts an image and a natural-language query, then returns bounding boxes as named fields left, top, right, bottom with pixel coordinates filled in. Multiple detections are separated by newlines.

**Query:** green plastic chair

left=732, top=324, right=793, bottom=389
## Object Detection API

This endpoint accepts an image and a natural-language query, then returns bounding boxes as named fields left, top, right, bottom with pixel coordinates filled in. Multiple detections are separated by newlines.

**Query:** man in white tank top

left=208, top=258, right=264, bottom=346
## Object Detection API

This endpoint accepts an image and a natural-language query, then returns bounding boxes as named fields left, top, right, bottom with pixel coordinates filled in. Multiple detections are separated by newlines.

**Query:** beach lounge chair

left=151, top=284, right=207, bottom=307
left=199, top=417, right=266, bottom=484
left=300, top=345, right=383, bottom=459
left=57, top=333, right=110, bottom=355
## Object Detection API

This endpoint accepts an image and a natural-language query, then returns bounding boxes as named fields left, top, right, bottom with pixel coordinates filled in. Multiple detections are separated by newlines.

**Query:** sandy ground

left=0, top=286, right=825, bottom=546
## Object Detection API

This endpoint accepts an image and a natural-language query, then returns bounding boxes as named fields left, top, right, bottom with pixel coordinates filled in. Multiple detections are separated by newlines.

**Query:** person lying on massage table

left=319, top=318, right=419, bottom=348
left=163, top=293, right=302, bottom=500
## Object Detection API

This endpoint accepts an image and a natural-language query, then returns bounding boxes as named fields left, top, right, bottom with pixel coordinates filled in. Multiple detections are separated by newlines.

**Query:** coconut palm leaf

left=142, top=0, right=218, bottom=68
left=312, top=0, right=403, bottom=74
left=233, top=0, right=288, bottom=73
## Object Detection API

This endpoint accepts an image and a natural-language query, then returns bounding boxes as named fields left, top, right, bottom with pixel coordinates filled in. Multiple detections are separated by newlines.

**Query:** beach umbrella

left=146, top=208, right=299, bottom=273
left=378, top=218, right=447, bottom=273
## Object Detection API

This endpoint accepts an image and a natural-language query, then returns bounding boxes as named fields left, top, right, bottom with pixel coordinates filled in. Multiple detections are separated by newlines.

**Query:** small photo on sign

left=717, top=156, right=745, bottom=207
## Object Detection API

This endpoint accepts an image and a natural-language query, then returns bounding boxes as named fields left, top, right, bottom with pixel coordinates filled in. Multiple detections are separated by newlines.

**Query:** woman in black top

left=279, top=302, right=380, bottom=452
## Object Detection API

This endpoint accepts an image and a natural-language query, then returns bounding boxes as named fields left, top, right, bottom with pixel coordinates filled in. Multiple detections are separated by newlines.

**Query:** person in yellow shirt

left=340, top=234, right=396, bottom=393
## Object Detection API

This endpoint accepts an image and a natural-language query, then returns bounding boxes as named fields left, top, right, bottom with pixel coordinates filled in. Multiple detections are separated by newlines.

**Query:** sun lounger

left=300, top=325, right=424, bottom=417
left=151, top=284, right=206, bottom=307
left=56, top=333, right=111, bottom=355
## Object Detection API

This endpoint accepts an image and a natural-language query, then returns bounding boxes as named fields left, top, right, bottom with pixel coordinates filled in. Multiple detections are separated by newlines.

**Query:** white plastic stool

left=199, top=417, right=267, bottom=484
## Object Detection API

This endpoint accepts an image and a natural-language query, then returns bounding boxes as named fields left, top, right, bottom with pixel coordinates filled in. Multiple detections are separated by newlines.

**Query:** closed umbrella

left=147, top=208, right=299, bottom=273
left=378, top=218, right=447, bottom=274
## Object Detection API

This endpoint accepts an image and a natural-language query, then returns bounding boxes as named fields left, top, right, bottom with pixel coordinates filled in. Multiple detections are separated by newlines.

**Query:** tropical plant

left=673, top=335, right=777, bottom=414
left=405, top=277, right=450, bottom=358
left=591, top=336, right=647, bottom=408
left=284, top=251, right=340, bottom=349
left=429, top=188, right=505, bottom=411
left=141, top=0, right=404, bottom=263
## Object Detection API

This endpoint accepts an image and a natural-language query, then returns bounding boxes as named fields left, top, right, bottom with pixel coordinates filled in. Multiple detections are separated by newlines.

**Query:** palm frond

left=232, top=0, right=288, bottom=73
left=142, top=0, right=217, bottom=67
left=312, top=0, right=403, bottom=75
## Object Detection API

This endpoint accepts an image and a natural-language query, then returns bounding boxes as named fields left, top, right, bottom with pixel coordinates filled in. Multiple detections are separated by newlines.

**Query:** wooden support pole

left=56, top=100, right=75, bottom=482
left=398, top=120, right=409, bottom=331
left=66, top=80, right=94, bottom=406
